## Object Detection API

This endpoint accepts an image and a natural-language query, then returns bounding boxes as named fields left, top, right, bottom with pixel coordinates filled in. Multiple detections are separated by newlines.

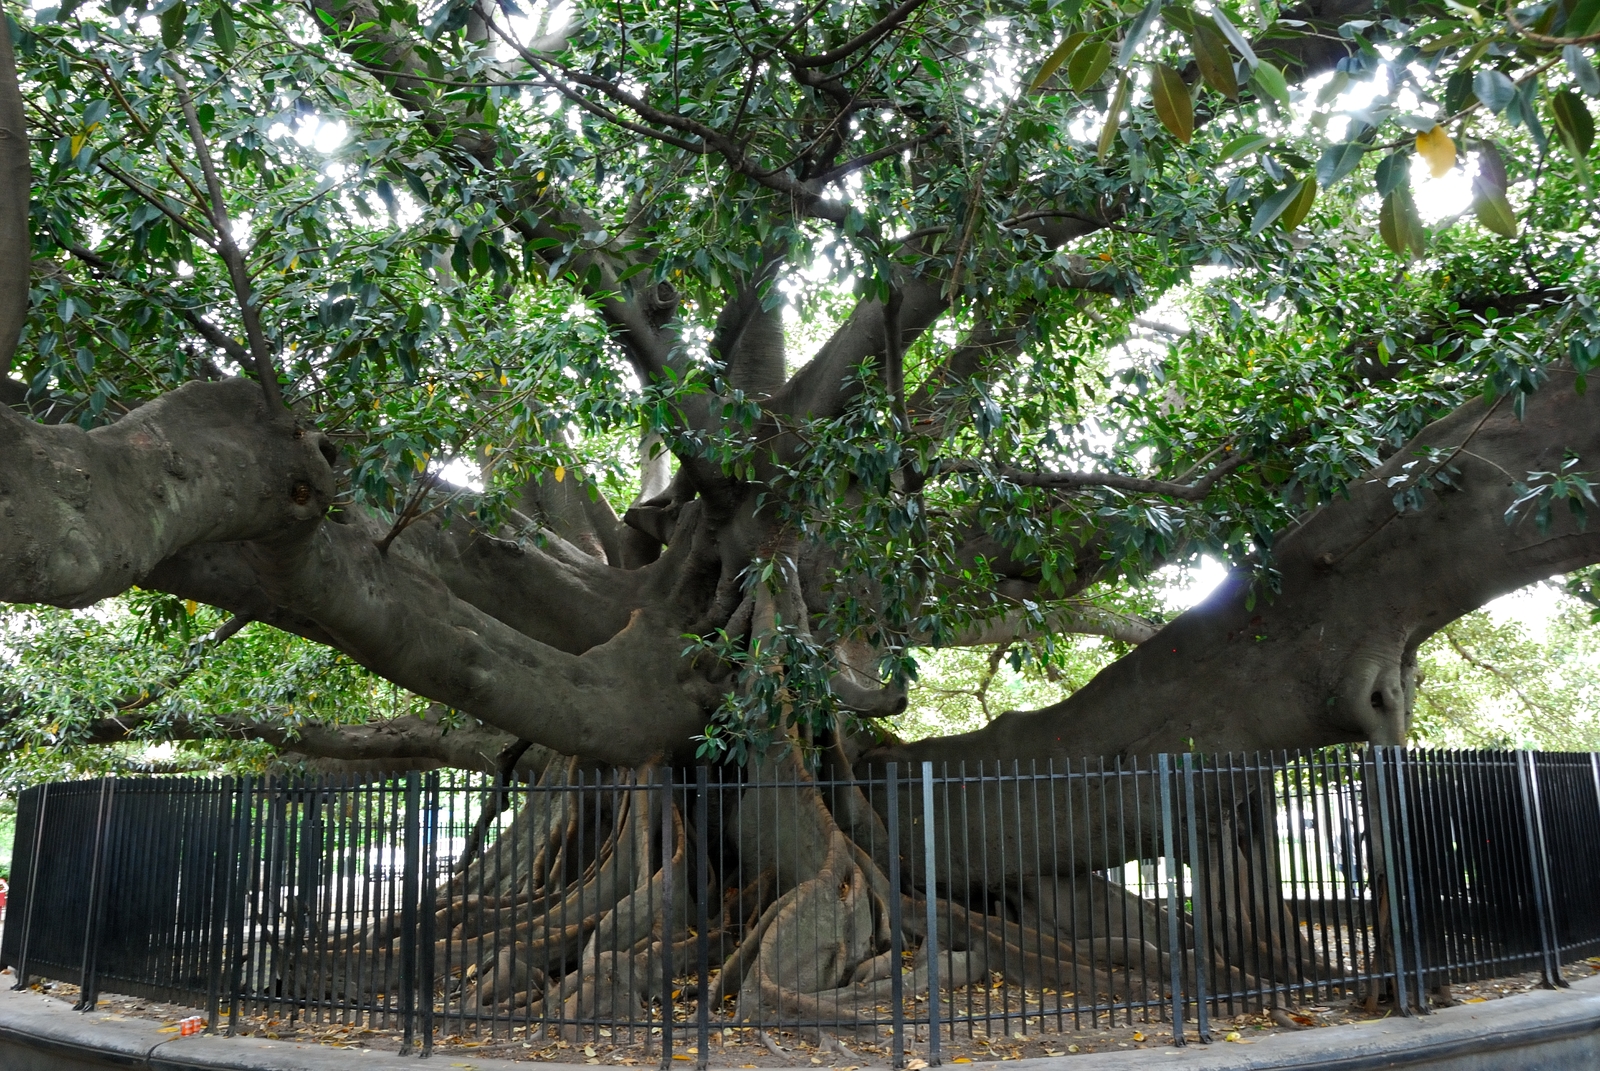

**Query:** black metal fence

left=4, top=747, right=1599, bottom=1065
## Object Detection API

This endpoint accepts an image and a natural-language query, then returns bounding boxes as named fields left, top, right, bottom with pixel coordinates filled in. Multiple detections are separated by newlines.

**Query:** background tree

left=2, top=0, right=1600, bottom=1019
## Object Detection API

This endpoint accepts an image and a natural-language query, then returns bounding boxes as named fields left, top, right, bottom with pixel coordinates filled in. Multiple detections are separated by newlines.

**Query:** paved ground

left=0, top=966, right=1598, bottom=1070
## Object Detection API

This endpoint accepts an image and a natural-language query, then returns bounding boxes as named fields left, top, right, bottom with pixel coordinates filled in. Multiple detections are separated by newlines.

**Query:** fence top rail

left=12, top=746, right=1598, bottom=800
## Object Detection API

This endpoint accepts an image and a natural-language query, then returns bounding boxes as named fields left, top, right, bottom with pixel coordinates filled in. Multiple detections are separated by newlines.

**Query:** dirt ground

left=11, top=959, right=1597, bottom=1065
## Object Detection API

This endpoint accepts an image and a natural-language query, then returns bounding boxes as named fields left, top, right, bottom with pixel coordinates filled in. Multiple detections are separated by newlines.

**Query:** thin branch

left=62, top=242, right=251, bottom=365
left=1443, top=627, right=1544, bottom=720
left=485, top=16, right=847, bottom=223
left=789, top=0, right=930, bottom=67
left=939, top=449, right=1247, bottom=501
left=111, top=613, right=252, bottom=715
left=1507, top=10, right=1600, bottom=46
left=807, top=125, right=946, bottom=185
left=170, top=67, right=284, bottom=411
left=375, top=469, right=441, bottom=554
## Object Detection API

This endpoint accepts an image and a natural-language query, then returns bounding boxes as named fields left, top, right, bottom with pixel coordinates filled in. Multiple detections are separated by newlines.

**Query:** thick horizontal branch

left=0, top=379, right=333, bottom=607
left=877, top=376, right=1600, bottom=767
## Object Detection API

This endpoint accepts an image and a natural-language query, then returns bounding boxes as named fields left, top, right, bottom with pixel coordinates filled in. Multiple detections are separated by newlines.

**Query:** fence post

left=12, top=783, right=49, bottom=991
left=921, top=761, right=941, bottom=1067
left=420, top=772, right=438, bottom=1057
left=206, top=778, right=234, bottom=1033
left=695, top=767, right=710, bottom=1071
left=226, top=777, right=252, bottom=1035
left=1369, top=749, right=1410, bottom=1016
left=74, top=778, right=116, bottom=1012
left=1516, top=752, right=1564, bottom=988
left=401, top=772, right=421, bottom=1054
left=885, top=763, right=904, bottom=1071
left=1390, top=749, right=1429, bottom=1013
left=658, top=768, right=675, bottom=1071
left=1158, top=755, right=1185, bottom=1046
left=1180, top=755, right=1211, bottom=1043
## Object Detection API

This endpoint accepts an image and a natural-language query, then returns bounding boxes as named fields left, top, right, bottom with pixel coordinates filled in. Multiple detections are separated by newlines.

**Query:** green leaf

left=1210, top=8, right=1258, bottom=70
left=1379, top=185, right=1425, bottom=259
left=1375, top=150, right=1410, bottom=197
left=1552, top=89, right=1595, bottom=158
left=1117, top=0, right=1164, bottom=67
left=1098, top=73, right=1132, bottom=161
left=1471, top=181, right=1518, bottom=237
left=1150, top=63, right=1193, bottom=143
left=209, top=6, right=236, bottom=53
left=1221, top=133, right=1270, bottom=159
left=1280, top=177, right=1318, bottom=229
left=1068, top=40, right=1113, bottom=92
left=1316, top=141, right=1365, bottom=187
left=1251, top=61, right=1289, bottom=106
left=1566, top=45, right=1600, bottom=99
left=1444, top=66, right=1476, bottom=115
left=1250, top=180, right=1301, bottom=234
left=1030, top=32, right=1089, bottom=92
left=1192, top=17, right=1239, bottom=99
left=1473, top=69, right=1516, bottom=114
left=1566, top=0, right=1600, bottom=37
left=160, top=0, right=188, bottom=49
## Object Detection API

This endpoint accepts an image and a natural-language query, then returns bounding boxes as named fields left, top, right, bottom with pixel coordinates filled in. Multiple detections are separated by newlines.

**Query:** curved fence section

left=2, top=748, right=1599, bottom=1066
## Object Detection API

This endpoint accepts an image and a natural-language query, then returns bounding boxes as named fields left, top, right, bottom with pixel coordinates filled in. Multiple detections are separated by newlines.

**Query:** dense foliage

left=3, top=0, right=1599, bottom=762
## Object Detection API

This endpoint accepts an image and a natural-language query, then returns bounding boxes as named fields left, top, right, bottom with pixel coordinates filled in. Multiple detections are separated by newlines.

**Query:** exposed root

left=757, top=1030, right=786, bottom=1057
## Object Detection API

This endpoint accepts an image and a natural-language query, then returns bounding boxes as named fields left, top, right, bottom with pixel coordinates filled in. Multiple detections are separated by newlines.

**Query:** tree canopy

left=1, top=0, right=1599, bottom=773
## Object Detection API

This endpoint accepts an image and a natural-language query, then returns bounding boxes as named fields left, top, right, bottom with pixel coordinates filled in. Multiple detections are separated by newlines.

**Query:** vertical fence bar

left=400, top=772, right=421, bottom=1053
left=12, top=783, right=49, bottom=991
left=75, top=778, right=116, bottom=1012
left=421, top=772, right=438, bottom=1056
left=205, top=778, right=234, bottom=1032
left=1529, top=753, right=1565, bottom=987
left=1158, top=755, right=1184, bottom=1046
left=1390, top=749, right=1429, bottom=1013
left=1180, top=755, right=1211, bottom=1043
left=1516, top=752, right=1563, bottom=988
left=659, top=768, right=675, bottom=1071
left=695, top=767, right=710, bottom=1071
left=227, top=777, right=252, bottom=1034
left=1370, top=749, right=1409, bottom=1015
left=885, top=763, right=904, bottom=1070
left=921, top=761, right=940, bottom=1066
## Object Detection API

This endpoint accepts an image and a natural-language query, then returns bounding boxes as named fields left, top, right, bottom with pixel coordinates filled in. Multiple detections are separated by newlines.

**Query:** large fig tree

left=2, top=0, right=1599, bottom=1027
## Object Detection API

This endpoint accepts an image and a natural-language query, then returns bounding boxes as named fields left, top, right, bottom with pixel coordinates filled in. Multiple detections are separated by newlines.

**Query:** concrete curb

left=0, top=975, right=1596, bottom=1071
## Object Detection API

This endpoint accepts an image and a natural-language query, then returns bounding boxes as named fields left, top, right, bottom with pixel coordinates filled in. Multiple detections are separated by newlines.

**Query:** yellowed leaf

left=184, top=599, right=197, bottom=615
left=1415, top=125, right=1456, bottom=178
left=585, top=1045, right=597, bottom=1057
left=1225, top=1031, right=1242, bottom=1042
left=554, top=464, right=566, bottom=483
left=1132, top=1031, right=1146, bottom=1041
